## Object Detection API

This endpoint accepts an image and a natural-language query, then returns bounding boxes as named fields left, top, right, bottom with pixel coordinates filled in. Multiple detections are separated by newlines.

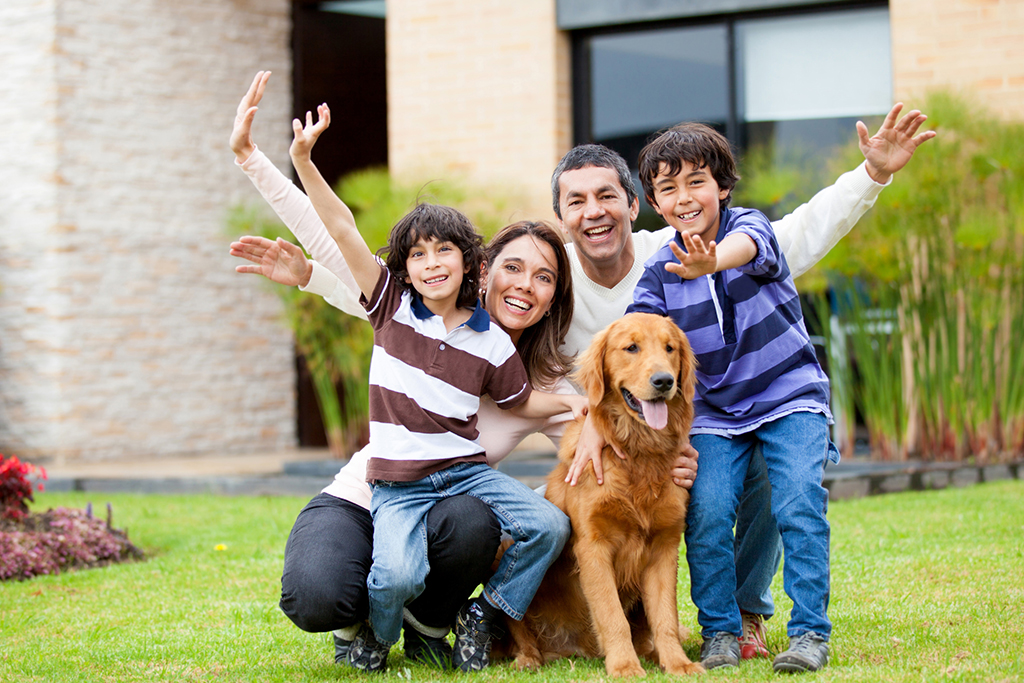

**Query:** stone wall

left=891, top=0, right=1024, bottom=119
left=0, top=0, right=297, bottom=461
left=386, top=0, right=571, bottom=219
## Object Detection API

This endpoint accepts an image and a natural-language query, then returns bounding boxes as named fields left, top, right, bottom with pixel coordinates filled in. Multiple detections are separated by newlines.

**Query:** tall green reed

left=742, top=92, right=1024, bottom=461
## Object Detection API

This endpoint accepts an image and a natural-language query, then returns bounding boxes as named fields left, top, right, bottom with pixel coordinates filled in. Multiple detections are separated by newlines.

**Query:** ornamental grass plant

left=2, top=483, right=1022, bottom=682
left=736, top=92, right=1024, bottom=462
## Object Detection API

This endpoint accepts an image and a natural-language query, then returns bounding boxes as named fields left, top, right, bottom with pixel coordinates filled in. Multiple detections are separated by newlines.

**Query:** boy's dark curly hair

left=379, top=203, right=484, bottom=310
left=638, top=122, right=740, bottom=209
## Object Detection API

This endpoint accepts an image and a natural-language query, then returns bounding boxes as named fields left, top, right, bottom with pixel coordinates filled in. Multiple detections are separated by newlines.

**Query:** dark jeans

left=279, top=492, right=502, bottom=633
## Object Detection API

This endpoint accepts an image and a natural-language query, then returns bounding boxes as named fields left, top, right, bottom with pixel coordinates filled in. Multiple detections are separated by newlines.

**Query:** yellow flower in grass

left=215, top=544, right=227, bottom=551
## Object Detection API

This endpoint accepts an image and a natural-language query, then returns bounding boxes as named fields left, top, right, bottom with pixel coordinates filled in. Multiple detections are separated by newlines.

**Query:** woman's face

left=484, top=235, right=560, bottom=336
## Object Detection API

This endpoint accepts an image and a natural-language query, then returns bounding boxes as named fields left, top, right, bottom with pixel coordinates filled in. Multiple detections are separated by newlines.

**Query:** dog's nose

left=650, top=372, right=675, bottom=392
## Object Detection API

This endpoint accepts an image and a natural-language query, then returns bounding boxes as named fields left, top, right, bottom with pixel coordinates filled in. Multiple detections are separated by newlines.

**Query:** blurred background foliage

left=228, top=169, right=517, bottom=458
left=737, top=92, right=1024, bottom=462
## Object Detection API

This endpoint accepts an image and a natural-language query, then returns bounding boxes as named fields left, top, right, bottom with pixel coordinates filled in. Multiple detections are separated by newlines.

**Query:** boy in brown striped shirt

left=289, top=103, right=588, bottom=673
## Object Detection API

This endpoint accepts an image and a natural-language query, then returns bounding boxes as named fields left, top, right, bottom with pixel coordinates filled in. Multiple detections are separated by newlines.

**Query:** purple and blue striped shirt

left=627, top=207, right=831, bottom=435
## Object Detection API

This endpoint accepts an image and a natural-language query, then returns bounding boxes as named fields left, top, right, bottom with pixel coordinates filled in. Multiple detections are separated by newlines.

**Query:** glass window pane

left=590, top=24, right=729, bottom=140
left=736, top=8, right=892, bottom=122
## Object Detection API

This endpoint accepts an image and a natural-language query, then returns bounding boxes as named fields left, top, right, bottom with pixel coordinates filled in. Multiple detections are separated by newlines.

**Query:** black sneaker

left=346, top=623, right=390, bottom=673
left=773, top=632, right=829, bottom=673
left=333, top=635, right=352, bottom=664
left=403, top=621, right=453, bottom=670
left=700, top=632, right=740, bottom=669
left=453, top=599, right=504, bottom=672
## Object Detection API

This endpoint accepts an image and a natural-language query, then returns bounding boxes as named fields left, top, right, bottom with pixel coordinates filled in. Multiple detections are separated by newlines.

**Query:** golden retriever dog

left=500, top=312, right=704, bottom=677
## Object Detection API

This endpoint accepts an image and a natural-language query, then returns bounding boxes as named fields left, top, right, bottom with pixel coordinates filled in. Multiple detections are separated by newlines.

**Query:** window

left=574, top=4, right=891, bottom=223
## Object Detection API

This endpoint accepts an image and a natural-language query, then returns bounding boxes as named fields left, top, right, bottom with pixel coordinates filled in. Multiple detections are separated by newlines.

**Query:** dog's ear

left=673, top=323, right=697, bottom=402
left=573, top=324, right=610, bottom=406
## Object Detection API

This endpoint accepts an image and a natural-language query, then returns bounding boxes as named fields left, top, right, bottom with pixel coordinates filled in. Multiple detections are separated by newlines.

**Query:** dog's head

left=574, top=313, right=696, bottom=431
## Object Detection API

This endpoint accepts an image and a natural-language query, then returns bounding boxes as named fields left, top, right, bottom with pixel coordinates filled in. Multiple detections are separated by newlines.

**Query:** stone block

left=951, top=467, right=980, bottom=488
left=825, top=476, right=869, bottom=500
left=981, top=465, right=1012, bottom=482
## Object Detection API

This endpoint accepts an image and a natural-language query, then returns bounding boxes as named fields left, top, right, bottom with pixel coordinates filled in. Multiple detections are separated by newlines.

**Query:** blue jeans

left=733, top=448, right=783, bottom=617
left=368, top=462, right=570, bottom=645
left=686, top=412, right=833, bottom=640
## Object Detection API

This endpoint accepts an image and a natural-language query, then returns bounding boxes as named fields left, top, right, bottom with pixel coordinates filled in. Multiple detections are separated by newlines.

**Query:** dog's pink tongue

left=641, top=400, right=669, bottom=430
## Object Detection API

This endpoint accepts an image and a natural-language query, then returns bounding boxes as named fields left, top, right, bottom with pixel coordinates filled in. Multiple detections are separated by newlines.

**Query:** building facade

left=2, top=0, right=1021, bottom=463
left=0, top=0, right=296, bottom=462
left=389, top=0, right=1024, bottom=213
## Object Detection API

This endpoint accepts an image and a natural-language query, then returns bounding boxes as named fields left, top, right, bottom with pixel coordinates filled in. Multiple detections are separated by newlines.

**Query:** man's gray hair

left=550, top=144, right=638, bottom=219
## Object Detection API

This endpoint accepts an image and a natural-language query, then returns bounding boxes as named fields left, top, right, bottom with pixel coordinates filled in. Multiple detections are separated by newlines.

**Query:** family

left=228, top=71, right=934, bottom=674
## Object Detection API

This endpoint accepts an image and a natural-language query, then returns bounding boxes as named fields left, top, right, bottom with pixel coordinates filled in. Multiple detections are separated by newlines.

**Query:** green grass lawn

left=2, top=481, right=1022, bottom=682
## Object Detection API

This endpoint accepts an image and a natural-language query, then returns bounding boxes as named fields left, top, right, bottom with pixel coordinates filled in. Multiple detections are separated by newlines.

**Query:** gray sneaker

left=333, top=634, right=352, bottom=664
left=700, top=632, right=740, bottom=669
left=453, top=599, right=503, bottom=672
left=773, top=632, right=830, bottom=673
left=346, top=623, right=390, bottom=673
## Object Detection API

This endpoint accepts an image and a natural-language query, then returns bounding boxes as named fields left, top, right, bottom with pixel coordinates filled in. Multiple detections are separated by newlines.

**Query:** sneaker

left=772, top=632, right=829, bottom=673
left=453, top=599, right=504, bottom=672
left=346, top=623, right=390, bottom=673
left=333, top=635, right=352, bottom=664
left=403, top=621, right=453, bottom=670
left=739, top=611, right=770, bottom=659
left=700, top=632, right=740, bottom=669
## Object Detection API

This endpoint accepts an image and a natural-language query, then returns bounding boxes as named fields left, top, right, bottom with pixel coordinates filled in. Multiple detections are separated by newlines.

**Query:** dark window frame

left=570, top=0, right=888, bottom=150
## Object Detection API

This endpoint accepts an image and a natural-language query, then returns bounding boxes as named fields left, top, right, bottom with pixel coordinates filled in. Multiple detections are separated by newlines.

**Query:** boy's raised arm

left=774, top=102, right=935, bottom=277
left=289, top=104, right=380, bottom=300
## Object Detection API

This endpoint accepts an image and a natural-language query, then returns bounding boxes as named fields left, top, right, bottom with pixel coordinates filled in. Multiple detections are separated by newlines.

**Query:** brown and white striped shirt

left=361, top=267, right=531, bottom=482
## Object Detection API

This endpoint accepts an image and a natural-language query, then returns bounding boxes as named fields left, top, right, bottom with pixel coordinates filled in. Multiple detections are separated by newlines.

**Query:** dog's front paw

left=663, top=660, right=705, bottom=675
left=513, top=653, right=542, bottom=671
left=606, top=657, right=646, bottom=678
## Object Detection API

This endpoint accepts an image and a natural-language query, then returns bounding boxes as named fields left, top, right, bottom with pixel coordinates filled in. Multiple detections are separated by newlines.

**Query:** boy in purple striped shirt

left=627, top=123, right=836, bottom=673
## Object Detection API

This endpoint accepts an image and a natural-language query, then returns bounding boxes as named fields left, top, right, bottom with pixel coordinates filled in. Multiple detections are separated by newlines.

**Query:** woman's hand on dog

left=671, top=441, right=699, bottom=489
left=566, top=412, right=626, bottom=486
left=567, top=420, right=700, bottom=488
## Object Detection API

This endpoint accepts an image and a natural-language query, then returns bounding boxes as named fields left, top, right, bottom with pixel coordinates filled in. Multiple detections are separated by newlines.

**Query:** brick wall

left=0, top=0, right=297, bottom=461
left=892, top=0, right=1024, bottom=119
left=387, top=0, right=571, bottom=219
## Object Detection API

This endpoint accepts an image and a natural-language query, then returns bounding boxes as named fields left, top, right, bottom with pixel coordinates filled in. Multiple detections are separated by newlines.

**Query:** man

left=555, top=104, right=934, bottom=663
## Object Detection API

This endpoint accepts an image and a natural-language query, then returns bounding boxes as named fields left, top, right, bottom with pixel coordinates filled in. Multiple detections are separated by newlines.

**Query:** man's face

left=556, top=165, right=640, bottom=270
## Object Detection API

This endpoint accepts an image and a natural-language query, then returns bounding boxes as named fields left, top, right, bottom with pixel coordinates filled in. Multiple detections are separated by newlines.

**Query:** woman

left=228, top=72, right=582, bottom=668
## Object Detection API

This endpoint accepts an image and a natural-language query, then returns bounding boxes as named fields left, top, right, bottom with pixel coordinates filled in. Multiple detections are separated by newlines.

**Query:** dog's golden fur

left=500, top=313, right=704, bottom=677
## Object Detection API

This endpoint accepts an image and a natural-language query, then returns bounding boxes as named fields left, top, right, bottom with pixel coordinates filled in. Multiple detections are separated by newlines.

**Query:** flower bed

left=1, top=454, right=144, bottom=581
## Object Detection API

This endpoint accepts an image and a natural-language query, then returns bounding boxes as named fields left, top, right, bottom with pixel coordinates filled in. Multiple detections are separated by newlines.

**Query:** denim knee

left=540, top=502, right=571, bottom=552
left=368, top=560, right=425, bottom=603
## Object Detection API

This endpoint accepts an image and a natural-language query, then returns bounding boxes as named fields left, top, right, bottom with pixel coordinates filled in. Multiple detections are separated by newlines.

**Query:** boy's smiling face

left=649, top=160, right=730, bottom=244
left=404, top=236, right=469, bottom=310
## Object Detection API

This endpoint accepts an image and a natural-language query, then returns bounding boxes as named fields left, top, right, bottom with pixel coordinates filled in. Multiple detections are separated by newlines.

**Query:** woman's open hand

left=230, top=235, right=313, bottom=287
left=230, top=71, right=271, bottom=164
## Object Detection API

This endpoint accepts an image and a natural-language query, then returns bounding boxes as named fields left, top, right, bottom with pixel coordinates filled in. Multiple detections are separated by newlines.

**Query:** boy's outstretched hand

left=231, top=71, right=271, bottom=164
left=290, top=104, right=331, bottom=161
left=858, top=102, right=937, bottom=185
left=665, top=233, right=717, bottom=280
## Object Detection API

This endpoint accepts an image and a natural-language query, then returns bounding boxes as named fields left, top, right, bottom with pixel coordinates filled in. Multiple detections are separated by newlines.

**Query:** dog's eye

left=625, top=344, right=639, bottom=353
left=666, top=344, right=674, bottom=353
